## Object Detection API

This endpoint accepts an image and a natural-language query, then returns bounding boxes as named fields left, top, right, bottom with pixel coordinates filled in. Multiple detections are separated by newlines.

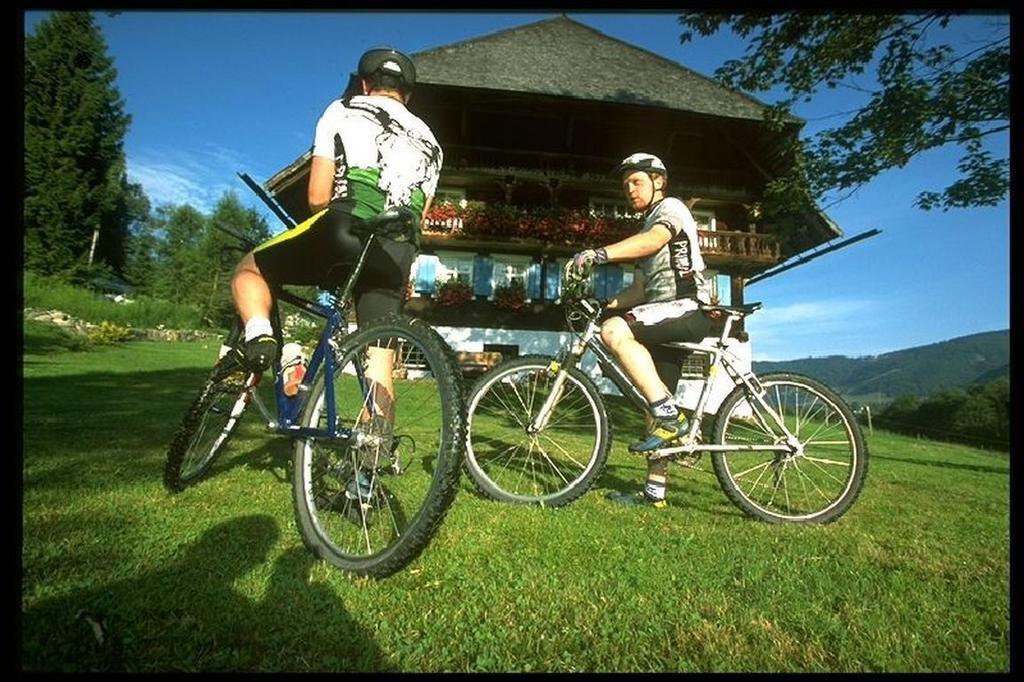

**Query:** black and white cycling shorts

left=253, top=202, right=415, bottom=326
left=622, top=299, right=718, bottom=347
left=617, top=299, right=721, bottom=392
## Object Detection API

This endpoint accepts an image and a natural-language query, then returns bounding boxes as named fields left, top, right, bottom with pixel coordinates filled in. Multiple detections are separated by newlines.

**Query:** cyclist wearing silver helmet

left=230, top=47, right=442, bottom=383
left=567, top=152, right=718, bottom=507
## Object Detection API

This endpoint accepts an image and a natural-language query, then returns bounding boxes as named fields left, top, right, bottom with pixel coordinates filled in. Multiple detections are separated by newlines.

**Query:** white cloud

left=127, top=144, right=268, bottom=215
left=745, top=298, right=880, bottom=361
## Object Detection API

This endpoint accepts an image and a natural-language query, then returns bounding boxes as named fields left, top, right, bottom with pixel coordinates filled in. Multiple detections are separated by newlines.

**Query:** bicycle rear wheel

left=711, top=372, right=868, bottom=523
left=465, top=356, right=610, bottom=507
left=292, top=315, right=464, bottom=578
left=164, top=362, right=254, bottom=492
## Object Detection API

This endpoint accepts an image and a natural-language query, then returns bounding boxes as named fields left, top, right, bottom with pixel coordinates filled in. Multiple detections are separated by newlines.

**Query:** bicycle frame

left=232, top=235, right=380, bottom=443
left=539, top=300, right=801, bottom=460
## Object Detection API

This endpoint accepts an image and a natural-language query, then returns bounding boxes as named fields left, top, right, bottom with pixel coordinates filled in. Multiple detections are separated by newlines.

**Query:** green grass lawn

left=20, top=321, right=1009, bottom=672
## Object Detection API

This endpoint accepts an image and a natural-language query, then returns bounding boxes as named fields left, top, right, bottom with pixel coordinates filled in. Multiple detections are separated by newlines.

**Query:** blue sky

left=23, top=11, right=1010, bottom=361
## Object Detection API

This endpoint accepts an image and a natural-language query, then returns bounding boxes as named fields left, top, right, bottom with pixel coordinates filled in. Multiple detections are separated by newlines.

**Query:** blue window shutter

left=606, top=264, right=623, bottom=296
left=544, top=261, right=560, bottom=300
left=415, top=256, right=436, bottom=294
left=594, top=264, right=609, bottom=299
left=473, top=255, right=492, bottom=296
left=526, top=262, right=541, bottom=300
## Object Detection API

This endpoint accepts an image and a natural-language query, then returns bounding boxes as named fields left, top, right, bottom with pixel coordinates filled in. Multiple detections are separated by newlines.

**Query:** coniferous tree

left=24, top=11, right=134, bottom=278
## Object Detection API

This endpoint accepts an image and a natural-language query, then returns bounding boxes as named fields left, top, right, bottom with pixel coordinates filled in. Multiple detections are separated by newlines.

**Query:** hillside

left=752, top=330, right=1009, bottom=400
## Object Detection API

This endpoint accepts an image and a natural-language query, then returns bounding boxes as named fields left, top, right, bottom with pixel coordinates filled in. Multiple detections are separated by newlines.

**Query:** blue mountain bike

left=164, top=209, right=465, bottom=578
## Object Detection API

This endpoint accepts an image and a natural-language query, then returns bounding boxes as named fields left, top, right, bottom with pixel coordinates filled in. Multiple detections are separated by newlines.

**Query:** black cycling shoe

left=238, top=334, right=277, bottom=372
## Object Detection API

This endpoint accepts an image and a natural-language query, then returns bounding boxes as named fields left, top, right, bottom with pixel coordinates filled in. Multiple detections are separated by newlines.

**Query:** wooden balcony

left=422, top=216, right=781, bottom=272
left=698, top=229, right=780, bottom=270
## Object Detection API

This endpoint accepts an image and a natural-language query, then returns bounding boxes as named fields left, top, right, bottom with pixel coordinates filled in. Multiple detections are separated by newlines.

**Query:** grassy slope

left=20, top=326, right=1009, bottom=672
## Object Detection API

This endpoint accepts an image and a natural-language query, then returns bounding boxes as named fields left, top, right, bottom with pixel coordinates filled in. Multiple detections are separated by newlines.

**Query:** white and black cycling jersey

left=637, top=197, right=712, bottom=304
left=312, top=94, right=443, bottom=219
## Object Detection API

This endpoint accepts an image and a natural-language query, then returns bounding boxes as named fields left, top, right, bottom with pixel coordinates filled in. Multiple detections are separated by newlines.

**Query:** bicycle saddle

left=353, top=207, right=419, bottom=242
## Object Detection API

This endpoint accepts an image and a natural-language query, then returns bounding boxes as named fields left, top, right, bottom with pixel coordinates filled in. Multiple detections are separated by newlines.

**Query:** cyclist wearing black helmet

left=567, top=153, right=718, bottom=507
left=230, top=47, right=442, bottom=395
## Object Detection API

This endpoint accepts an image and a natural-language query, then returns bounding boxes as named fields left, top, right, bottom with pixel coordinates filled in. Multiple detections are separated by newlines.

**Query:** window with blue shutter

left=473, top=255, right=493, bottom=297
left=543, top=260, right=562, bottom=300
left=593, top=264, right=608, bottom=299
left=605, top=265, right=623, bottom=297
left=414, top=256, right=437, bottom=295
left=526, top=262, right=541, bottom=300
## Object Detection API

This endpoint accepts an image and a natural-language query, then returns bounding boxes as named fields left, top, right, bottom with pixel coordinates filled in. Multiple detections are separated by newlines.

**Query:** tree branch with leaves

left=680, top=12, right=1009, bottom=212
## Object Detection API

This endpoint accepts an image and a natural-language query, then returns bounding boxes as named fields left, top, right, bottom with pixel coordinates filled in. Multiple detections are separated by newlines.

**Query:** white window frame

left=491, top=254, right=532, bottom=301
left=621, top=266, right=635, bottom=291
left=588, top=197, right=638, bottom=219
left=692, top=208, right=718, bottom=251
left=691, top=208, right=717, bottom=232
left=434, top=187, right=467, bottom=208
left=434, top=249, right=474, bottom=284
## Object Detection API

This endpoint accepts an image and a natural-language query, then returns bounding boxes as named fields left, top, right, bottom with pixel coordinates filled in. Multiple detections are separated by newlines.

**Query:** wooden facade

left=264, top=16, right=841, bottom=331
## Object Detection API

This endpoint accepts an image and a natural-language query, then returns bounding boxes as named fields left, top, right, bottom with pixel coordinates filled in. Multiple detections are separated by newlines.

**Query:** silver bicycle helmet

left=613, top=152, right=667, bottom=177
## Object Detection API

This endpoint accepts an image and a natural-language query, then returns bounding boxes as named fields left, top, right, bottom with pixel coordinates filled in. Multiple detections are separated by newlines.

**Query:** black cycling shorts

left=619, top=299, right=721, bottom=393
left=253, top=202, right=415, bottom=326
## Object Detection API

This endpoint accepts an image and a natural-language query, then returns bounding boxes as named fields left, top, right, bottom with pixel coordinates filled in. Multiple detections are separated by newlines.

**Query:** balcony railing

left=423, top=208, right=780, bottom=265
left=698, top=230, right=780, bottom=262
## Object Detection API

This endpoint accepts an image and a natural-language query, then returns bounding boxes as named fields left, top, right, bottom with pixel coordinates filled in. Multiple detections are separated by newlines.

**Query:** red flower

left=435, top=278, right=473, bottom=306
left=493, top=281, right=528, bottom=311
left=426, top=201, right=640, bottom=247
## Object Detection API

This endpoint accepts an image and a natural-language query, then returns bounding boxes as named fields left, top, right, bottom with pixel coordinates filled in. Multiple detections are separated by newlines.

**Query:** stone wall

left=24, top=308, right=221, bottom=342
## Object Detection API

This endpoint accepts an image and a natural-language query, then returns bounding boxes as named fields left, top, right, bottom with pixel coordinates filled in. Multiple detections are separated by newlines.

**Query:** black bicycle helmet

left=613, top=152, right=667, bottom=177
left=357, top=47, right=417, bottom=89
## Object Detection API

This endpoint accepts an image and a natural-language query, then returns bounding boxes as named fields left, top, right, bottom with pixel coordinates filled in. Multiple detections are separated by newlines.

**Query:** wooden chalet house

left=262, top=16, right=841, bottom=405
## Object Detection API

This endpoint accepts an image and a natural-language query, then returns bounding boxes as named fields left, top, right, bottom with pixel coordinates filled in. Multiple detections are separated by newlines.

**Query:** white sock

left=650, top=396, right=679, bottom=421
left=644, top=474, right=667, bottom=501
left=244, top=317, right=273, bottom=342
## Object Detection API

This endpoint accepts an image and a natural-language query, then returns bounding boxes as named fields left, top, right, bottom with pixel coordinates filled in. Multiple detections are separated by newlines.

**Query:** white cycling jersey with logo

left=638, top=197, right=712, bottom=304
left=312, top=94, right=443, bottom=220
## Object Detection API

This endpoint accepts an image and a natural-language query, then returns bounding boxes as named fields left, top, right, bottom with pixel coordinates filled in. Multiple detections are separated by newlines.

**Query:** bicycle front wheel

left=465, top=355, right=610, bottom=507
left=164, top=364, right=253, bottom=492
left=292, top=315, right=464, bottom=578
left=711, top=372, right=868, bottom=523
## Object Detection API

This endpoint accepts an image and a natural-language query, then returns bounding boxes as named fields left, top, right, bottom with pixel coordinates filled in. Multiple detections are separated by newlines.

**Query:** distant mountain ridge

left=752, top=330, right=1009, bottom=400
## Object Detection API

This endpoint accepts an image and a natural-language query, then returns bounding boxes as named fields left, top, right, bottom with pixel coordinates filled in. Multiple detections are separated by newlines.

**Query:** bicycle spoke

left=293, top=320, right=463, bottom=576
left=713, top=375, right=865, bottom=523
left=801, top=454, right=852, bottom=467
left=790, top=459, right=835, bottom=504
left=731, top=459, right=774, bottom=481
left=465, top=360, right=608, bottom=505
left=536, top=432, right=590, bottom=470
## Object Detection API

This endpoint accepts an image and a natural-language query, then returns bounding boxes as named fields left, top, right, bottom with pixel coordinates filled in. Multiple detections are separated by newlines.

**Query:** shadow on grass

left=23, top=365, right=295, bottom=492
left=21, top=515, right=391, bottom=672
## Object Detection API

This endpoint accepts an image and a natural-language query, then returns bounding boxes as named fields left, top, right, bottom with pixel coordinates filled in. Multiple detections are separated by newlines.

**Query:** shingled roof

left=412, top=14, right=792, bottom=124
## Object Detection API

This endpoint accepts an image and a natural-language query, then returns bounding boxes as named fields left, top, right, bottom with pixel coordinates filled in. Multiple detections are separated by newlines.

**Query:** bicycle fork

left=526, top=328, right=591, bottom=434
left=527, top=364, right=569, bottom=434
